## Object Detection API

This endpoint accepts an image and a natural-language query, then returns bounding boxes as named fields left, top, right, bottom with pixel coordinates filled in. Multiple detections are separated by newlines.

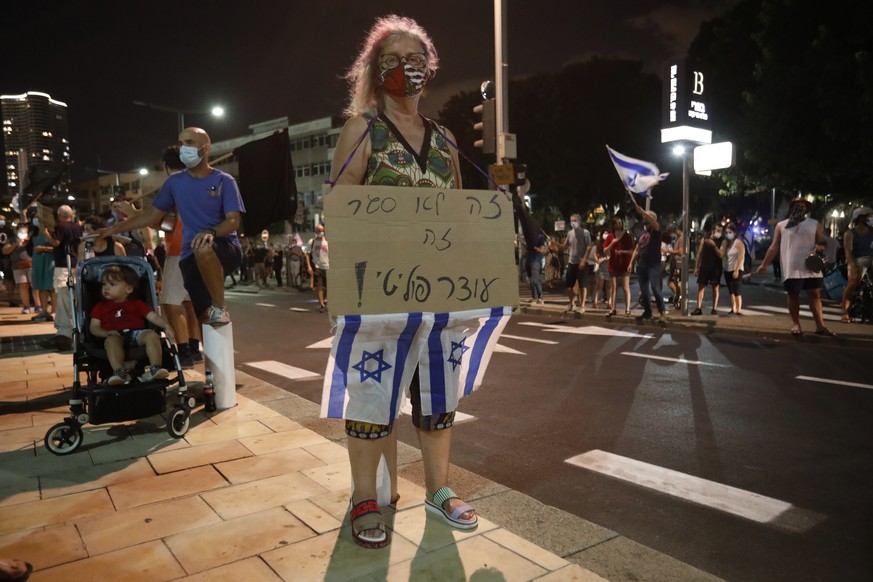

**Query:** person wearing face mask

left=305, top=224, right=329, bottom=312
left=757, top=198, right=834, bottom=336
left=627, top=196, right=667, bottom=320
left=552, top=213, right=593, bottom=312
left=721, top=224, right=745, bottom=315
left=101, top=127, right=245, bottom=328
left=603, top=216, right=634, bottom=315
left=840, top=206, right=873, bottom=322
left=325, top=15, right=475, bottom=549
left=691, top=223, right=724, bottom=315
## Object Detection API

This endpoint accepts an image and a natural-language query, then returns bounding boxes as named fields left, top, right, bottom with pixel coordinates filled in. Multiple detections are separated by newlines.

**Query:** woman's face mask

left=379, top=53, right=430, bottom=97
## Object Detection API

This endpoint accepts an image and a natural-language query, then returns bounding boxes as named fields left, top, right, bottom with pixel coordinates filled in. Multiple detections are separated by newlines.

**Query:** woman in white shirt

left=722, top=223, right=745, bottom=315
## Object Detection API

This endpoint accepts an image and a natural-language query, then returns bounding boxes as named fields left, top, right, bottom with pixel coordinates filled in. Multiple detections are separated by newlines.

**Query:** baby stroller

left=44, top=252, right=193, bottom=455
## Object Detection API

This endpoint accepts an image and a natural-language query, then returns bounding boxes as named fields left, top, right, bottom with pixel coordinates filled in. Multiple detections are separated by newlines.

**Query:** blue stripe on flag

left=463, top=307, right=505, bottom=396
left=327, top=315, right=361, bottom=418
left=388, top=312, right=423, bottom=424
left=428, top=312, right=450, bottom=414
left=608, top=150, right=656, bottom=177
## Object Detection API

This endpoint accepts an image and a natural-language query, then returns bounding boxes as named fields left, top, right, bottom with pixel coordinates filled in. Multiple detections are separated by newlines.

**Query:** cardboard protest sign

left=36, top=203, right=56, bottom=230
left=325, top=185, right=519, bottom=316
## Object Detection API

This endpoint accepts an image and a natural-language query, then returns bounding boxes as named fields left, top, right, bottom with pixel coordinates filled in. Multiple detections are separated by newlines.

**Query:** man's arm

left=756, top=224, right=783, bottom=274
left=101, top=206, right=166, bottom=237
left=191, top=210, right=242, bottom=251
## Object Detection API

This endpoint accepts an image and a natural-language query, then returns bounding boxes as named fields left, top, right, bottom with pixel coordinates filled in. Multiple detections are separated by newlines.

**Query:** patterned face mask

left=788, top=204, right=808, bottom=227
left=380, top=60, right=429, bottom=97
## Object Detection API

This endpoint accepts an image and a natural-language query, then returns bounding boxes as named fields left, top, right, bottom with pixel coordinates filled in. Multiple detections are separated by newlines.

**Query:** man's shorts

left=12, top=268, right=31, bottom=284
left=312, top=267, right=327, bottom=292
left=783, top=277, right=823, bottom=294
left=179, top=238, right=242, bottom=318
left=565, top=263, right=588, bottom=290
left=697, top=268, right=722, bottom=287
left=160, top=256, right=190, bottom=306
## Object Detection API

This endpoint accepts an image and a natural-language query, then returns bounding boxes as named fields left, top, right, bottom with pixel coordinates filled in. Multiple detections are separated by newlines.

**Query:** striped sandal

left=425, top=486, right=478, bottom=530
left=349, top=499, right=389, bottom=549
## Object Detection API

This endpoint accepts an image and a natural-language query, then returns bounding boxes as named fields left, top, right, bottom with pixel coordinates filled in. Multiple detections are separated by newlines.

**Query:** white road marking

left=734, top=307, right=774, bottom=316
left=565, top=450, right=816, bottom=530
left=519, top=322, right=653, bottom=339
left=290, top=307, right=310, bottom=312
left=255, top=303, right=276, bottom=308
left=796, top=375, right=873, bottom=390
left=500, top=334, right=559, bottom=345
left=621, top=352, right=730, bottom=367
left=493, top=343, right=525, bottom=355
left=307, top=337, right=333, bottom=349
left=245, top=360, right=321, bottom=380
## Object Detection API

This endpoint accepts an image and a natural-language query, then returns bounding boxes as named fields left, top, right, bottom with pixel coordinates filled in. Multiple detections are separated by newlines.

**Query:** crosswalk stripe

left=565, top=449, right=820, bottom=532
left=519, top=322, right=653, bottom=338
left=621, top=352, right=730, bottom=367
left=245, top=360, right=321, bottom=380
left=400, top=400, right=476, bottom=424
left=500, top=334, right=559, bottom=345
left=751, top=305, right=842, bottom=321
left=255, top=303, right=276, bottom=307
left=290, top=307, right=310, bottom=312
left=796, top=375, right=873, bottom=390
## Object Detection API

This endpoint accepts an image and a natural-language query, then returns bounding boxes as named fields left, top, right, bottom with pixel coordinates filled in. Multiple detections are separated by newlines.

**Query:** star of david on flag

left=448, top=338, right=470, bottom=370
left=352, top=349, right=393, bottom=383
left=606, top=145, right=669, bottom=197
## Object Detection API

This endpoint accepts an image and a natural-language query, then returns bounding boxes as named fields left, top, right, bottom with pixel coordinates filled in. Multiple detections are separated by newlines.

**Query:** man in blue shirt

left=102, top=127, right=245, bottom=326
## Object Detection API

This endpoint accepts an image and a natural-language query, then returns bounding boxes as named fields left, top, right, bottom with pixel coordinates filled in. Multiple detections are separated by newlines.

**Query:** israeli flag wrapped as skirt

left=321, top=306, right=511, bottom=425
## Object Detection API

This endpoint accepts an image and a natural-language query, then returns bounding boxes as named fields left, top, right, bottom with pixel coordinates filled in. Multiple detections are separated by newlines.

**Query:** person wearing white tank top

left=756, top=198, right=835, bottom=336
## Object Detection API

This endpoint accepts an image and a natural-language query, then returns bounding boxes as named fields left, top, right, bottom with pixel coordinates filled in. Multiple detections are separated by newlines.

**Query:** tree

left=690, top=0, right=873, bottom=203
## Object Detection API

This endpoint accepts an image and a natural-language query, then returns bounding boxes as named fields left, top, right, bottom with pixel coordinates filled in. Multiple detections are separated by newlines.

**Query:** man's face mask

left=179, top=145, right=203, bottom=168
left=379, top=53, right=430, bottom=97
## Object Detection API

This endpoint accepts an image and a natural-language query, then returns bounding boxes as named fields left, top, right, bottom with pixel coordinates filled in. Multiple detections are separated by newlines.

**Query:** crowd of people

left=521, top=198, right=873, bottom=332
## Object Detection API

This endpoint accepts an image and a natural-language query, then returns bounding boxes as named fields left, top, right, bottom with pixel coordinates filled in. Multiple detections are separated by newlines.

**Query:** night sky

left=3, top=0, right=733, bottom=178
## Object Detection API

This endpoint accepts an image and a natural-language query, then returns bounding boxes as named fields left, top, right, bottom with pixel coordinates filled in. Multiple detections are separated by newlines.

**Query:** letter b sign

left=692, top=71, right=704, bottom=95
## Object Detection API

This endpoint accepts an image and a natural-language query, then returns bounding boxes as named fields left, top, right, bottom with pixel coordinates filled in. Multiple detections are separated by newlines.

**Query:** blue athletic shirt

left=153, top=169, right=245, bottom=259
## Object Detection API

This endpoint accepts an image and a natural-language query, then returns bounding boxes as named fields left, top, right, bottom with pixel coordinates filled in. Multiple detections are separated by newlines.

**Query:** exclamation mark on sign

left=354, top=261, right=367, bottom=307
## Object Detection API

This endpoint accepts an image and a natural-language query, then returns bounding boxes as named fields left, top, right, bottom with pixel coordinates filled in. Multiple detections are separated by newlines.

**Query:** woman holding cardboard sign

left=325, top=15, right=472, bottom=549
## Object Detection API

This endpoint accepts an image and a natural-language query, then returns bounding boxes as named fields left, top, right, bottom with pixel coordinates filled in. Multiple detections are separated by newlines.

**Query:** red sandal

left=349, top=499, right=388, bottom=549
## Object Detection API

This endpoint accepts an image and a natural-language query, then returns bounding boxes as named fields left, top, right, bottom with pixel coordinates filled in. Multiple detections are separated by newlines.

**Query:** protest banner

left=325, top=185, right=519, bottom=316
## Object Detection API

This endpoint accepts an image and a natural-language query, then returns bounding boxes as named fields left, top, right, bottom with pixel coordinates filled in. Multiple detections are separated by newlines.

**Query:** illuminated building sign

left=661, top=59, right=712, bottom=144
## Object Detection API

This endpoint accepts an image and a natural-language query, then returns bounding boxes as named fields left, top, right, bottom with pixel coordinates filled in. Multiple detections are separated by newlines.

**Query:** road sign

left=261, top=229, right=269, bottom=242
left=488, top=163, right=515, bottom=185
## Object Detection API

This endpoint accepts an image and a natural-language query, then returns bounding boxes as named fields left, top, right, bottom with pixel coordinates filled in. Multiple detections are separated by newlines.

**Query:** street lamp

left=132, top=100, right=226, bottom=133
left=138, top=168, right=149, bottom=176
left=673, top=144, right=691, bottom=316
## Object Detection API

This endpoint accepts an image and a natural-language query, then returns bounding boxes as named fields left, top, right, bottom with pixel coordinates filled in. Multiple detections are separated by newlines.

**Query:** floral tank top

left=363, top=114, right=456, bottom=189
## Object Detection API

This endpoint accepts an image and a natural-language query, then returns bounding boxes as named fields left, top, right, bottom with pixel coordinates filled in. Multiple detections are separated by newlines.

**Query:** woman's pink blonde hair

left=344, top=14, right=439, bottom=118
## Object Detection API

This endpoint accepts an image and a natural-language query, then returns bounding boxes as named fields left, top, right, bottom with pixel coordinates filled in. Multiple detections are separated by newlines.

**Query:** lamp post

left=673, top=144, right=691, bottom=316
left=132, top=101, right=225, bottom=133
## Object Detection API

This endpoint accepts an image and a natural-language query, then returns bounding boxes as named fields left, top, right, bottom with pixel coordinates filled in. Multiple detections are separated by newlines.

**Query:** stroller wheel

left=44, top=421, right=84, bottom=455
left=167, top=406, right=190, bottom=439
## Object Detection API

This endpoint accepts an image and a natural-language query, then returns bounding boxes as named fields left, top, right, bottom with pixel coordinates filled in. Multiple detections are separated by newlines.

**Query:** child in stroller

left=89, top=264, right=174, bottom=385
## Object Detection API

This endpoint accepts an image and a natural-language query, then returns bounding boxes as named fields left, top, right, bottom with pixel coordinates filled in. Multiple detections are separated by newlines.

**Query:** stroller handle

left=82, top=233, right=133, bottom=243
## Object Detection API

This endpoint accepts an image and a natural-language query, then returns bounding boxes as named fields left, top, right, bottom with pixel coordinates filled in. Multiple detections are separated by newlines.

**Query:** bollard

left=202, top=322, right=236, bottom=410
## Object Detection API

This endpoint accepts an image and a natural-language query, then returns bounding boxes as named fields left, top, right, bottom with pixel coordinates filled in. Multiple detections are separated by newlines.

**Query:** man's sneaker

left=107, top=368, right=131, bottom=386
left=207, top=305, right=231, bottom=327
left=139, top=366, right=169, bottom=382
left=21, top=307, right=31, bottom=314
left=690, top=308, right=703, bottom=316
left=177, top=352, right=195, bottom=370
left=34, top=305, right=43, bottom=313
left=32, top=312, right=53, bottom=322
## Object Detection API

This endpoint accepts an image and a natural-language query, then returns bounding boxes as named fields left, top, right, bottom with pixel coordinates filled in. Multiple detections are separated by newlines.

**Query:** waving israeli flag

left=606, top=145, right=669, bottom=196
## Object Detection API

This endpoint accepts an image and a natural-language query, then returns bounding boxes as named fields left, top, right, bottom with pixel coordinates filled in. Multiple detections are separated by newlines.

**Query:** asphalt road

left=225, top=284, right=872, bottom=582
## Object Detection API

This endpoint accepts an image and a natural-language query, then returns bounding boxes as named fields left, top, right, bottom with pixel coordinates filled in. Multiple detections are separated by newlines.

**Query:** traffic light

left=472, top=98, right=496, bottom=154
